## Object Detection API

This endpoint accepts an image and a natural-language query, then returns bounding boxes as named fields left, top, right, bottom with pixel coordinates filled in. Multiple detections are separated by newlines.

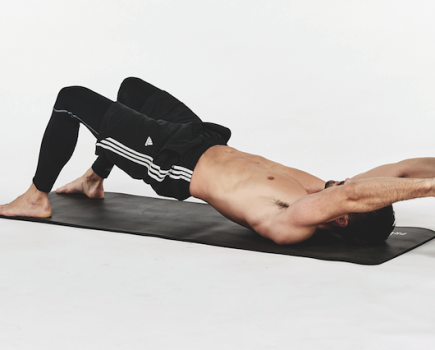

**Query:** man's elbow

left=266, top=229, right=313, bottom=245
left=253, top=219, right=315, bottom=245
left=393, top=160, right=408, bottom=178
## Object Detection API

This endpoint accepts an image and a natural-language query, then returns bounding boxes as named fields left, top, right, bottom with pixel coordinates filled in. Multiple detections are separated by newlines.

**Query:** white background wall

left=1, top=1, right=435, bottom=349
left=1, top=0, right=435, bottom=198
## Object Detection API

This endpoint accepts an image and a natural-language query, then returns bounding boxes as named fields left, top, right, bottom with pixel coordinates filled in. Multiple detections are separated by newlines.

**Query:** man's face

left=324, top=180, right=346, bottom=189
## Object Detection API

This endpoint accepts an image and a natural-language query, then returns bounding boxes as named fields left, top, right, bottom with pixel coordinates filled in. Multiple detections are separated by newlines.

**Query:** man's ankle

left=29, top=183, right=49, bottom=197
left=85, top=168, right=104, bottom=182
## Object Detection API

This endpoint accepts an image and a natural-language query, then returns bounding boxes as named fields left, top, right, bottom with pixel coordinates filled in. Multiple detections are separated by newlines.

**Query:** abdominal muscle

left=190, top=145, right=310, bottom=231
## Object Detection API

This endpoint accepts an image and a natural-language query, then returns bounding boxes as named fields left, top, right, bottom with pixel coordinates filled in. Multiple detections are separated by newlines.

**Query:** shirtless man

left=1, top=78, right=435, bottom=246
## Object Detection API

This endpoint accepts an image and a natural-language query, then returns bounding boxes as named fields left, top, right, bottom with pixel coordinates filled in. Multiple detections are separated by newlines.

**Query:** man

left=1, top=77, right=435, bottom=246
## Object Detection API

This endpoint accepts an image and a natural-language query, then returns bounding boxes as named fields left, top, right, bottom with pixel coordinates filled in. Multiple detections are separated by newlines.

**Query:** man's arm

left=352, top=158, right=435, bottom=180
left=268, top=177, right=435, bottom=245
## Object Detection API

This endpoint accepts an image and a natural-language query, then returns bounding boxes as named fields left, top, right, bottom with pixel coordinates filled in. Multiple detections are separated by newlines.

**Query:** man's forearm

left=345, top=177, right=435, bottom=213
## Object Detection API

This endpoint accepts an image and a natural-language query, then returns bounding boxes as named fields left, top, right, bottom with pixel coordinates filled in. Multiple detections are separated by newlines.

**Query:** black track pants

left=33, top=78, right=161, bottom=192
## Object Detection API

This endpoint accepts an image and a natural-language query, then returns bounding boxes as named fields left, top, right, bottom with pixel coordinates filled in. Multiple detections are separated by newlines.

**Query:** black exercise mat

left=2, top=192, right=434, bottom=265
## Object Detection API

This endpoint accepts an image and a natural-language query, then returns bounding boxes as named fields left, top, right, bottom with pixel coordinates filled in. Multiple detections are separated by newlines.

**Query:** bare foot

left=56, top=168, right=105, bottom=199
left=0, top=183, right=52, bottom=218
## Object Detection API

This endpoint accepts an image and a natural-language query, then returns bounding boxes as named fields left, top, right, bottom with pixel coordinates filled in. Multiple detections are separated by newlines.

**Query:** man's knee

left=117, top=77, right=160, bottom=108
left=117, top=77, right=142, bottom=104
left=55, top=86, right=89, bottom=110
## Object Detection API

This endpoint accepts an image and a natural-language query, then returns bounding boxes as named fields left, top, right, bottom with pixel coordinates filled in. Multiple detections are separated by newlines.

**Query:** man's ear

left=335, top=215, right=349, bottom=228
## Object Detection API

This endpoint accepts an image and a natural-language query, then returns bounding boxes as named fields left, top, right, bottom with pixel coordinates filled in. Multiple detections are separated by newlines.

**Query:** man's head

left=333, top=206, right=396, bottom=245
left=324, top=179, right=396, bottom=245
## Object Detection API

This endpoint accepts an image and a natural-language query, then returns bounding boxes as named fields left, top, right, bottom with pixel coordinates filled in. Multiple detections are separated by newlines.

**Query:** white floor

left=1, top=202, right=435, bottom=350
left=2, top=1, right=435, bottom=349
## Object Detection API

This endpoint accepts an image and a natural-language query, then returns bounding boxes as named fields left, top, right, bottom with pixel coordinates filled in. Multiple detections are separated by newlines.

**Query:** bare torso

left=190, top=145, right=325, bottom=238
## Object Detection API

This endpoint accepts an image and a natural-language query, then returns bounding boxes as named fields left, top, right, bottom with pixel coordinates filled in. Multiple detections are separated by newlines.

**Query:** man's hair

left=335, top=205, right=396, bottom=245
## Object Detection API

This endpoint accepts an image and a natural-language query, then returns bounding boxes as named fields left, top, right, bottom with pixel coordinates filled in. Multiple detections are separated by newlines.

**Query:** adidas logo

left=145, top=137, right=153, bottom=146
